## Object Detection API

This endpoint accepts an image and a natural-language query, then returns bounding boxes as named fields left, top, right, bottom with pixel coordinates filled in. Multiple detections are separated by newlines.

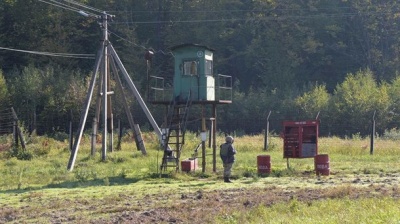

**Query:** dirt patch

left=96, top=183, right=399, bottom=224
left=1, top=175, right=399, bottom=224
left=0, top=144, right=10, bottom=152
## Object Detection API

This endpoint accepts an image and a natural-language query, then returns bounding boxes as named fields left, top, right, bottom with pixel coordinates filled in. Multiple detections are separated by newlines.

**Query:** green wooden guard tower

left=148, top=43, right=232, bottom=174
left=172, top=43, right=216, bottom=102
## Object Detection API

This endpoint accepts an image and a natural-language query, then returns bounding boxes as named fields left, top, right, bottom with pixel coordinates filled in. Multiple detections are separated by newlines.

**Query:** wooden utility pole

left=67, top=12, right=162, bottom=171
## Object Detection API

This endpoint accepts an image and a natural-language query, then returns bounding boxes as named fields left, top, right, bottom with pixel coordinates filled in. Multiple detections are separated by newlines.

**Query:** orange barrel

left=314, top=154, right=330, bottom=176
left=257, top=155, right=271, bottom=174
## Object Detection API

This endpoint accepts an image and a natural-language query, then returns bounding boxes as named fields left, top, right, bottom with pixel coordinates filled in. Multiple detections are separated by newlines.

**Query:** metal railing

left=216, top=74, right=232, bottom=101
left=148, top=74, right=232, bottom=102
left=148, top=76, right=173, bottom=102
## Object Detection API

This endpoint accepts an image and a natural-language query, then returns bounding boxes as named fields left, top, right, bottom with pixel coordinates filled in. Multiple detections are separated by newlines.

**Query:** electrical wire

left=110, top=10, right=392, bottom=25
left=110, top=5, right=397, bottom=25
left=38, top=0, right=81, bottom=14
left=108, top=30, right=146, bottom=51
left=107, top=4, right=395, bottom=15
left=63, top=0, right=104, bottom=14
left=0, top=46, right=95, bottom=59
left=38, top=0, right=98, bottom=17
left=108, top=30, right=174, bottom=57
left=111, top=18, right=245, bottom=24
left=107, top=6, right=356, bottom=14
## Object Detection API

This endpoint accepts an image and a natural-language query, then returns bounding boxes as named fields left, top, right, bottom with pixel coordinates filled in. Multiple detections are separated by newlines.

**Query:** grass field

left=0, top=132, right=399, bottom=223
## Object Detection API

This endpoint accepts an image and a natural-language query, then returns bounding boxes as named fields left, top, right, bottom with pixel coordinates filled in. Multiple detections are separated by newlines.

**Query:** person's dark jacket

left=220, top=142, right=236, bottom=164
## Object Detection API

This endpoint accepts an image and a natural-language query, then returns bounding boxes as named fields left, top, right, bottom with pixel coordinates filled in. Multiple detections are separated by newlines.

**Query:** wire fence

left=0, top=108, right=383, bottom=140
left=0, top=108, right=14, bottom=135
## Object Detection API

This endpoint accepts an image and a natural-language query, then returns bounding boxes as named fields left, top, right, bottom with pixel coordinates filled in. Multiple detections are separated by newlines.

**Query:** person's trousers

left=223, top=162, right=233, bottom=178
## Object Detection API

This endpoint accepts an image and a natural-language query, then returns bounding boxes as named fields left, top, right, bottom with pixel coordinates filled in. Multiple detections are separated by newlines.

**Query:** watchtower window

left=183, top=61, right=198, bottom=76
left=205, top=60, right=213, bottom=76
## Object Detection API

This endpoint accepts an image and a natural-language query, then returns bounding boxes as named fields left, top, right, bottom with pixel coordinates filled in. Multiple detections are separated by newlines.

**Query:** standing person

left=220, top=136, right=236, bottom=183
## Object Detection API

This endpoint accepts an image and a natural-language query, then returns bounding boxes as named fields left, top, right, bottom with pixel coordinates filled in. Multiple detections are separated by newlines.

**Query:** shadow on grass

left=0, top=176, right=142, bottom=194
left=46, top=176, right=142, bottom=188
left=178, top=181, right=217, bottom=188
left=0, top=171, right=213, bottom=194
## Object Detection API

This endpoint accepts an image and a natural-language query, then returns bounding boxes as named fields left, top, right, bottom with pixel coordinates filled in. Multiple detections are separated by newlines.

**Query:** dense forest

left=1, top=0, right=400, bottom=137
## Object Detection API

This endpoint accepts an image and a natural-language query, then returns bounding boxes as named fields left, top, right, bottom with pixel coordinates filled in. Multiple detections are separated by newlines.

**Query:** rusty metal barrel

left=257, top=155, right=271, bottom=174
left=315, top=154, right=330, bottom=176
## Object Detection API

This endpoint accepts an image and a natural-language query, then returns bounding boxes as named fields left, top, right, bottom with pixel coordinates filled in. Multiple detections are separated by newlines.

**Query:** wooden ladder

left=160, top=95, right=192, bottom=173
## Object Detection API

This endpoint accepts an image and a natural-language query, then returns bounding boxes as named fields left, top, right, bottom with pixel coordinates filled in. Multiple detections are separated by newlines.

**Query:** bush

left=6, top=148, right=34, bottom=160
left=51, top=132, right=70, bottom=142
left=382, top=128, right=400, bottom=140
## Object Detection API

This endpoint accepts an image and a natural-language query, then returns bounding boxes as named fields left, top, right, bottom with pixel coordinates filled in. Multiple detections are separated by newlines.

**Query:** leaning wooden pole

left=11, top=107, right=26, bottom=150
left=110, top=57, right=146, bottom=154
left=67, top=44, right=104, bottom=171
left=109, top=45, right=163, bottom=141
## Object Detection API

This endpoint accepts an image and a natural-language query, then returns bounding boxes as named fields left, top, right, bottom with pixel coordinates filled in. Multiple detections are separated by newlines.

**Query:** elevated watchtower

left=172, top=43, right=216, bottom=102
left=148, top=43, right=232, bottom=174
left=149, top=43, right=232, bottom=104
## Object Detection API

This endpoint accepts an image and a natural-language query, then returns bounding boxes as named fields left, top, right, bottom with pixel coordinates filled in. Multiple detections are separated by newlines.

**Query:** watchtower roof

left=170, top=43, right=215, bottom=52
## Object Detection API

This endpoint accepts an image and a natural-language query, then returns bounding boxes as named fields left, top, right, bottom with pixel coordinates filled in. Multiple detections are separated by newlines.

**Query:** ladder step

left=168, top=134, right=182, bottom=137
left=160, top=98, right=192, bottom=174
left=163, top=164, right=178, bottom=167
left=167, top=137, right=183, bottom=140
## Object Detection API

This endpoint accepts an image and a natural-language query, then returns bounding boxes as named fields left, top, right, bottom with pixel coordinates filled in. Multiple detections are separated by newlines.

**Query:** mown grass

left=217, top=197, right=400, bottom=224
left=1, top=132, right=399, bottom=190
left=0, top=132, right=399, bottom=223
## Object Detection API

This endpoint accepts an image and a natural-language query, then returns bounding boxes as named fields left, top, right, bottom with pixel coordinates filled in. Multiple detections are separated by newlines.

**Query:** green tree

left=295, top=83, right=330, bottom=119
left=330, top=69, right=390, bottom=136
left=386, top=75, right=400, bottom=128
left=348, top=0, right=400, bottom=81
left=0, top=69, right=9, bottom=110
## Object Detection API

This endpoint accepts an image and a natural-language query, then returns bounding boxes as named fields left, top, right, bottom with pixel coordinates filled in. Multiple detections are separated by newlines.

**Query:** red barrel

left=257, top=155, right=271, bottom=174
left=315, top=154, right=330, bottom=176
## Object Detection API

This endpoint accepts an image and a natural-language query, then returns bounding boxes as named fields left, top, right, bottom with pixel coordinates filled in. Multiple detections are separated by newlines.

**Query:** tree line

left=1, top=0, right=400, bottom=137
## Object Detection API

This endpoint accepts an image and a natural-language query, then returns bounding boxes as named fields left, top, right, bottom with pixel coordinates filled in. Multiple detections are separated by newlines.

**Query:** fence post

left=13, top=120, right=18, bottom=148
left=264, top=111, right=271, bottom=151
left=370, top=110, right=376, bottom=155
left=91, top=118, right=97, bottom=156
left=11, top=107, right=26, bottom=150
left=116, top=119, right=122, bottom=150
left=69, top=121, right=73, bottom=151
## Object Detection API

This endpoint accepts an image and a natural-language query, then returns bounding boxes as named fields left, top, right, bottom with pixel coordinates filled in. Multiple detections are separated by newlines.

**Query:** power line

left=38, top=0, right=81, bottom=14
left=107, top=6, right=356, bottom=14
left=111, top=18, right=244, bottom=25
left=0, top=46, right=95, bottom=59
left=110, top=10, right=396, bottom=25
left=63, top=0, right=104, bottom=14
left=108, top=3, right=398, bottom=25
left=108, top=30, right=174, bottom=57
left=107, top=4, right=400, bottom=15
left=38, top=0, right=98, bottom=17
left=108, top=30, right=146, bottom=51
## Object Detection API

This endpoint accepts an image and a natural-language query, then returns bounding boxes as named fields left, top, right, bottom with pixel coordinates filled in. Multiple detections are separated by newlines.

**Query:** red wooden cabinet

left=283, top=120, right=319, bottom=158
